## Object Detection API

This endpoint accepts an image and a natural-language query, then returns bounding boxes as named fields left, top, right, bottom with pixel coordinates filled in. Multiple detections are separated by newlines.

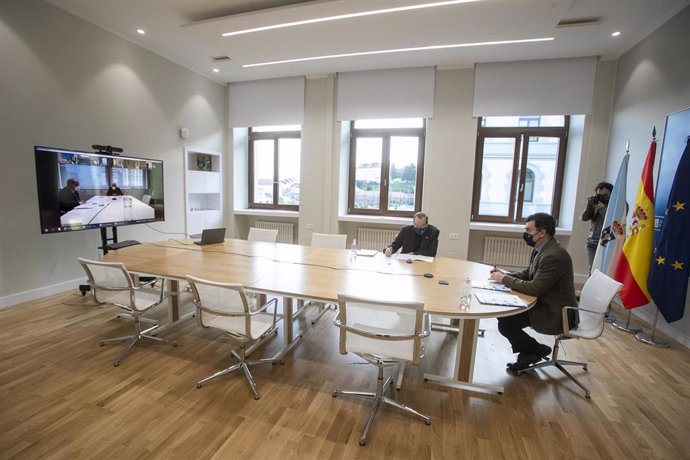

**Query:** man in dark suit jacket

left=489, top=213, right=578, bottom=371
left=58, top=178, right=83, bottom=214
left=383, top=212, right=440, bottom=257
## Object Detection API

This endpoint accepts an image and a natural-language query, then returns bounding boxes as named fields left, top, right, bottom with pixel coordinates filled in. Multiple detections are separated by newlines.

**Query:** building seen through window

left=472, top=115, right=568, bottom=223
left=348, top=118, right=425, bottom=217
left=249, top=125, right=301, bottom=210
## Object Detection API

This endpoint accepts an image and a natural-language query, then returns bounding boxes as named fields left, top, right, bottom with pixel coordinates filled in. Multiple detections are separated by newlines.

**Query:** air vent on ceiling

left=557, top=17, right=600, bottom=28
left=212, top=56, right=232, bottom=62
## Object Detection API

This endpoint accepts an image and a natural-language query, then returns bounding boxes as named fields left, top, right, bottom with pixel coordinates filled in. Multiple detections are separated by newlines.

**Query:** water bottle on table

left=350, top=238, right=359, bottom=262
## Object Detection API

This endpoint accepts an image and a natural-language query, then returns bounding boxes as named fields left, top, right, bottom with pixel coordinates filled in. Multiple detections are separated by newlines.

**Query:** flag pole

left=612, top=309, right=641, bottom=333
left=635, top=307, right=670, bottom=347
left=605, top=139, right=630, bottom=324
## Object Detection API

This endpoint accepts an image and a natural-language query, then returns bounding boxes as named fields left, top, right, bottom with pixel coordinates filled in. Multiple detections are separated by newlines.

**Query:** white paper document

left=474, top=292, right=527, bottom=307
left=471, top=281, right=511, bottom=292
left=392, top=253, right=434, bottom=263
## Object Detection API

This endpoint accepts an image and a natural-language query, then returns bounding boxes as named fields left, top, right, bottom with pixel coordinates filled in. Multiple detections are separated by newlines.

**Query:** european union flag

left=648, top=138, right=690, bottom=323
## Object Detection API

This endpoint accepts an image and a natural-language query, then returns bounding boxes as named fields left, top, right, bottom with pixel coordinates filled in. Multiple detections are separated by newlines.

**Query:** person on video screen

left=106, top=183, right=124, bottom=196
left=58, top=178, right=83, bottom=213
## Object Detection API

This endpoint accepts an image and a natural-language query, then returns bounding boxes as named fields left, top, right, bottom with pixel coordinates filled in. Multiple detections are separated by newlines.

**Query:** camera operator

left=581, top=181, right=613, bottom=272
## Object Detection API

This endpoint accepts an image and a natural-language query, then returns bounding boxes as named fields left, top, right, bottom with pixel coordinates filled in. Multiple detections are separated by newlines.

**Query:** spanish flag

left=614, top=135, right=656, bottom=309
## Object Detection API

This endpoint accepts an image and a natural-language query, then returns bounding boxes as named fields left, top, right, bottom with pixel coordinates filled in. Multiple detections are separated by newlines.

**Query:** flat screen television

left=35, top=145, right=165, bottom=234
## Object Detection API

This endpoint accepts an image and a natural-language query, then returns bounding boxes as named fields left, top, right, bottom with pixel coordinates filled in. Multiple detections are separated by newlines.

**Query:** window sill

left=469, top=221, right=572, bottom=236
left=338, top=214, right=408, bottom=226
left=234, top=209, right=299, bottom=218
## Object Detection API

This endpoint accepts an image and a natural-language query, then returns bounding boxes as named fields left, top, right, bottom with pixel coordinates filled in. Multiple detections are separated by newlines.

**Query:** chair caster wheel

left=425, top=420, right=431, bottom=425
left=332, top=391, right=337, bottom=398
left=359, top=440, right=366, bottom=446
left=196, top=383, right=202, bottom=389
left=172, top=342, right=178, bottom=347
left=114, top=363, right=119, bottom=367
left=254, top=395, right=260, bottom=400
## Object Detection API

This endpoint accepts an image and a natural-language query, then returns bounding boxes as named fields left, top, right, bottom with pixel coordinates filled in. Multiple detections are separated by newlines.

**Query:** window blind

left=473, top=57, right=598, bottom=116
left=336, top=67, right=435, bottom=120
left=228, top=77, right=305, bottom=128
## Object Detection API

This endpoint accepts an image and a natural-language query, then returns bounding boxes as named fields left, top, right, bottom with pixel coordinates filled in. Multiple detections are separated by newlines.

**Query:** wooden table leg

left=424, top=318, right=504, bottom=394
left=169, top=279, right=180, bottom=322
left=274, top=296, right=302, bottom=359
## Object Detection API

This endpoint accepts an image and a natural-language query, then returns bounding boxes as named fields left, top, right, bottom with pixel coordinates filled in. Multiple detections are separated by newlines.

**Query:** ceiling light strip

left=222, top=0, right=479, bottom=37
left=243, top=37, right=554, bottom=68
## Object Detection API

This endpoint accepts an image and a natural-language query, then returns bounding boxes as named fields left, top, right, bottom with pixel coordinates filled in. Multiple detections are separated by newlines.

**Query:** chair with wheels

left=186, top=275, right=283, bottom=400
left=516, top=269, right=623, bottom=398
left=332, top=294, right=431, bottom=446
left=78, top=258, right=177, bottom=367
left=247, top=227, right=279, bottom=243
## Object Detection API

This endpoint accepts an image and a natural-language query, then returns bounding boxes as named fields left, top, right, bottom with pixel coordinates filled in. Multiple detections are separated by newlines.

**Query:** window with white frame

left=347, top=118, right=425, bottom=217
left=471, top=115, right=569, bottom=224
left=248, top=125, right=301, bottom=210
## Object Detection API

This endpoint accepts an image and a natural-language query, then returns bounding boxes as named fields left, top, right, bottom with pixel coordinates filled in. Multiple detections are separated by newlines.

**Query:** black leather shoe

left=535, top=344, right=552, bottom=359
left=507, top=345, right=552, bottom=371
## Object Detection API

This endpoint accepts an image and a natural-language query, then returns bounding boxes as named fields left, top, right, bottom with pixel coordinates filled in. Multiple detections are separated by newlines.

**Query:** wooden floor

left=1, top=290, right=689, bottom=460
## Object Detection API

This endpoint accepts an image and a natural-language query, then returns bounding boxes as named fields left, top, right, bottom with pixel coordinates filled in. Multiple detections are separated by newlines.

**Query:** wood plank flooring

left=0, top=290, right=689, bottom=459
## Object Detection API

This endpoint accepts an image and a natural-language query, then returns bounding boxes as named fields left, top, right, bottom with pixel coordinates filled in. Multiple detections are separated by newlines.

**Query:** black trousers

left=497, top=312, right=545, bottom=355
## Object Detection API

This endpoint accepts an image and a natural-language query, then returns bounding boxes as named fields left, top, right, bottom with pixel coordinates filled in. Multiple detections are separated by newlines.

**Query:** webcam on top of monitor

left=92, top=144, right=123, bottom=156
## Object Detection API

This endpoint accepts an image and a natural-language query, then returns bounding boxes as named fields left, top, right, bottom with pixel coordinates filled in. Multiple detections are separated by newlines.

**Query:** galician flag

left=591, top=153, right=629, bottom=277
left=614, top=134, right=657, bottom=309
left=648, top=138, right=690, bottom=322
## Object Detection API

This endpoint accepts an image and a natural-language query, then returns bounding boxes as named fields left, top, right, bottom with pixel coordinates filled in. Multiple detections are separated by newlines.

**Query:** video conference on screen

left=35, top=146, right=165, bottom=234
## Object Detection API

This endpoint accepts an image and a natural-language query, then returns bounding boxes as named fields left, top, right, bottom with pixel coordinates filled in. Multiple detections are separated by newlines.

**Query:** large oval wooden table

left=103, top=239, right=535, bottom=394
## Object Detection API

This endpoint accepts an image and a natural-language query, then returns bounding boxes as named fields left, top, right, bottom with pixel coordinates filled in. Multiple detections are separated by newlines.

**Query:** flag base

left=635, top=331, right=670, bottom=348
left=611, top=318, right=641, bottom=334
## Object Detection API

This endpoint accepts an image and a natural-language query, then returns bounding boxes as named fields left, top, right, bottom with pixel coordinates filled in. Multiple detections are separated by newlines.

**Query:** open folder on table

left=474, top=291, right=527, bottom=307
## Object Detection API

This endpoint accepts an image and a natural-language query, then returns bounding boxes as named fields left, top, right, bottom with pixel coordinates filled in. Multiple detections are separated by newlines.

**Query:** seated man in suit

left=58, top=178, right=83, bottom=214
left=383, top=212, right=440, bottom=257
left=489, top=212, right=578, bottom=372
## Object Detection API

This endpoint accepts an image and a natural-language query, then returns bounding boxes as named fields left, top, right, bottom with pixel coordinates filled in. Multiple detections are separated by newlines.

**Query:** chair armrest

left=249, top=297, right=278, bottom=316
left=194, top=301, right=248, bottom=318
left=135, top=277, right=163, bottom=290
left=251, top=297, right=279, bottom=326
left=333, top=318, right=427, bottom=341
left=194, top=297, right=278, bottom=321
left=561, top=305, right=605, bottom=335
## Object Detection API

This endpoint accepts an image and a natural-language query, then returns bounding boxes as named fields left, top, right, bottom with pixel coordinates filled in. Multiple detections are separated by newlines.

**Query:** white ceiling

left=46, top=0, right=690, bottom=83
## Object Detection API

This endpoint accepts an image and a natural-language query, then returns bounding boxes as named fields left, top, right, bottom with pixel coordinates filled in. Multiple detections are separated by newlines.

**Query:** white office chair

left=247, top=227, right=278, bottom=242
left=186, top=275, right=283, bottom=400
left=517, top=269, right=623, bottom=398
left=332, top=294, right=431, bottom=446
left=300, top=232, right=348, bottom=324
left=141, top=194, right=151, bottom=205
left=78, top=258, right=177, bottom=367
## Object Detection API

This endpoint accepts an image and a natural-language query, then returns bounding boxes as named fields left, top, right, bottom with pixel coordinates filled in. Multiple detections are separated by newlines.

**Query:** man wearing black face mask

left=383, top=212, right=440, bottom=257
left=581, top=181, right=613, bottom=272
left=489, top=213, right=578, bottom=372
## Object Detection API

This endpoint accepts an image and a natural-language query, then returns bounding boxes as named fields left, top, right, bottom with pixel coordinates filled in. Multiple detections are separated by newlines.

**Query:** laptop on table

left=193, top=227, right=226, bottom=245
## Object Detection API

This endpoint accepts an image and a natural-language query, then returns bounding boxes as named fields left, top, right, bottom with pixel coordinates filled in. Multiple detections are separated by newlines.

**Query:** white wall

left=606, top=5, right=690, bottom=346
left=0, top=0, right=227, bottom=306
